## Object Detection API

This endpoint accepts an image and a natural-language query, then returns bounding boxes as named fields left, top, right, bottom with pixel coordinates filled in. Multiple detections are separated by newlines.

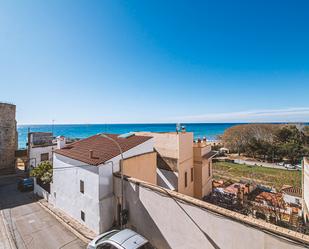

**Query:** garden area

left=213, top=161, right=301, bottom=190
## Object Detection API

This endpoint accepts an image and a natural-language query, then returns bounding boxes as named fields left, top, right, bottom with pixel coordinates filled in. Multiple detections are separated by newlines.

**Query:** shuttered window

left=81, top=211, right=85, bottom=221
left=80, top=180, right=84, bottom=194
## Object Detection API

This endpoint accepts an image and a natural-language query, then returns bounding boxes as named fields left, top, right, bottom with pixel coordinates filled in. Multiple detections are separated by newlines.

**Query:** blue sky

left=1, top=0, right=309, bottom=124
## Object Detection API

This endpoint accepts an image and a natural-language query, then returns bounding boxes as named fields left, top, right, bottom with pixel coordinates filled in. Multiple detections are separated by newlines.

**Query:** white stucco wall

left=34, top=178, right=51, bottom=201
left=303, top=158, right=309, bottom=221
left=52, top=153, right=100, bottom=233
left=52, top=138, right=154, bottom=233
left=97, top=138, right=154, bottom=232
left=115, top=177, right=308, bottom=249
left=29, top=145, right=56, bottom=167
left=283, top=194, right=301, bottom=206
left=157, top=168, right=178, bottom=190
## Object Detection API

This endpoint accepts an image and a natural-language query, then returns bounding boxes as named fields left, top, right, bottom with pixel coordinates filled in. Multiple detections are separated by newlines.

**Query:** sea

left=17, top=123, right=240, bottom=149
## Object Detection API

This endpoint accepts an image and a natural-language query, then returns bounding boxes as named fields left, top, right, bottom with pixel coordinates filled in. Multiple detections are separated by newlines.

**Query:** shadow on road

left=0, top=176, right=37, bottom=210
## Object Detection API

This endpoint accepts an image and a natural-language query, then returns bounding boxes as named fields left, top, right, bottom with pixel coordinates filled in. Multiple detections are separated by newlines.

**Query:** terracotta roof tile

left=55, top=134, right=152, bottom=166
left=281, top=186, right=302, bottom=197
left=254, top=192, right=285, bottom=208
left=224, top=183, right=249, bottom=195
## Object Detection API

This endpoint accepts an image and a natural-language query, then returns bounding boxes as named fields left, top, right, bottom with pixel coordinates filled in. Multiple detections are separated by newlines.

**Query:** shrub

left=30, top=161, right=53, bottom=184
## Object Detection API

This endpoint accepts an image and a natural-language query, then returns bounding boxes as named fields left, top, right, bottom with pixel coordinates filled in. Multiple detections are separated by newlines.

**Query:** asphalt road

left=0, top=176, right=87, bottom=249
left=233, top=159, right=298, bottom=170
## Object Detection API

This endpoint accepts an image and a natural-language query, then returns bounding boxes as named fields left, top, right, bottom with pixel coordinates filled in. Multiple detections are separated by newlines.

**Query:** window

left=208, top=162, right=211, bottom=177
left=191, top=168, right=194, bottom=182
left=81, top=211, right=85, bottom=221
left=40, top=153, right=49, bottom=162
left=80, top=180, right=84, bottom=194
left=184, top=172, right=188, bottom=188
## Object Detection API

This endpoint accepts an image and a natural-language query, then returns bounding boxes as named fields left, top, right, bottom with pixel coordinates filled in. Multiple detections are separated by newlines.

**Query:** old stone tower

left=0, top=103, right=17, bottom=174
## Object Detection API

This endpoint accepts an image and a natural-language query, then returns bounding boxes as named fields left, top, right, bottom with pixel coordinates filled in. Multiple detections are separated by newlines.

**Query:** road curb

left=37, top=201, right=94, bottom=244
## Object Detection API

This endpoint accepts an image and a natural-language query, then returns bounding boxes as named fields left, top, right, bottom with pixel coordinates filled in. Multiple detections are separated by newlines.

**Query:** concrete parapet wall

left=115, top=175, right=309, bottom=249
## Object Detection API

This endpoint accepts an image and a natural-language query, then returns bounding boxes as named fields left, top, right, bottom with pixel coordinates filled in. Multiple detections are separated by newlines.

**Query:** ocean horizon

left=17, top=122, right=309, bottom=149
left=17, top=123, right=241, bottom=149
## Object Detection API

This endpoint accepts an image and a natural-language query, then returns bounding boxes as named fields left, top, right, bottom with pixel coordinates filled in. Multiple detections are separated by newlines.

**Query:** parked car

left=277, top=162, right=285, bottom=166
left=17, top=178, right=34, bottom=192
left=87, top=229, right=154, bottom=249
left=285, top=164, right=294, bottom=170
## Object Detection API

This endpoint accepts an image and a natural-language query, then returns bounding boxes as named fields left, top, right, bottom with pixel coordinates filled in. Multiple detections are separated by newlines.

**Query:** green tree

left=275, top=125, right=306, bottom=164
left=30, top=161, right=53, bottom=184
left=222, top=124, right=308, bottom=162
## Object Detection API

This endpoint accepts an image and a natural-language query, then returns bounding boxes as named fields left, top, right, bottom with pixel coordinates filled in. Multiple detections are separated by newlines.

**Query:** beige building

left=136, top=131, right=216, bottom=198
left=122, top=151, right=157, bottom=185
left=193, top=138, right=217, bottom=198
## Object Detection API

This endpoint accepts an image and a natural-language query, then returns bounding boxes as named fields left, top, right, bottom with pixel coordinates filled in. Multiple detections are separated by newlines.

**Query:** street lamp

left=100, top=134, right=125, bottom=229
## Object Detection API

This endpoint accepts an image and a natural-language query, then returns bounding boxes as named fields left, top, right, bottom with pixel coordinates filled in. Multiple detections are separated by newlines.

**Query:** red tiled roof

left=281, top=186, right=302, bottom=197
left=254, top=192, right=285, bottom=208
left=224, top=183, right=248, bottom=195
left=54, top=134, right=152, bottom=166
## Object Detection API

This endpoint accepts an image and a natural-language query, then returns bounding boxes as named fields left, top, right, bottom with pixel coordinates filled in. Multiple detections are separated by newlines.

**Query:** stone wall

left=0, top=103, right=17, bottom=174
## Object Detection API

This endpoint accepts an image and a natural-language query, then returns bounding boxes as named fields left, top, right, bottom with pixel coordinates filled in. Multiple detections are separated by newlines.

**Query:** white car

left=285, top=164, right=294, bottom=170
left=87, top=229, right=154, bottom=249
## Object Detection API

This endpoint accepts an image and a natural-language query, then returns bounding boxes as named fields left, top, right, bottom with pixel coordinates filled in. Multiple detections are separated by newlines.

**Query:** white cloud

left=169, top=107, right=309, bottom=123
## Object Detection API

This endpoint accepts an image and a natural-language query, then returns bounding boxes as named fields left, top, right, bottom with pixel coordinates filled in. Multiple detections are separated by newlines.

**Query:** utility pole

left=26, top=127, right=30, bottom=172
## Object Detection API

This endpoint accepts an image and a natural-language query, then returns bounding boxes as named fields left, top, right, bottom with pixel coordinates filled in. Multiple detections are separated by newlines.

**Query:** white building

left=280, top=186, right=302, bottom=206
left=28, top=132, right=57, bottom=168
left=51, top=133, right=154, bottom=233
left=303, top=157, right=309, bottom=223
left=28, top=132, right=76, bottom=168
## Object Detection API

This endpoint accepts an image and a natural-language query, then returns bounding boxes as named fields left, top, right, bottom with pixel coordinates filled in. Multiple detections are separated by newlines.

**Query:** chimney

left=57, top=136, right=66, bottom=149
left=181, top=126, right=186, bottom=133
left=203, top=137, right=207, bottom=143
left=197, top=138, right=201, bottom=143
